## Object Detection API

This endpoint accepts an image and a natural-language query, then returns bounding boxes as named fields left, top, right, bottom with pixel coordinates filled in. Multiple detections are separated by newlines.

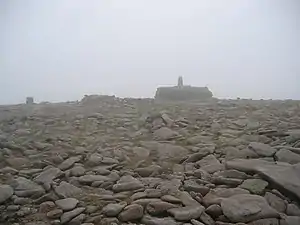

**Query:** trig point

left=177, top=76, right=183, bottom=87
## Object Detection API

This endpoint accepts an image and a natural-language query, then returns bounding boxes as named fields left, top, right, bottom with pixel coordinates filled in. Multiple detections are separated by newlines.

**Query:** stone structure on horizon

left=155, top=76, right=213, bottom=101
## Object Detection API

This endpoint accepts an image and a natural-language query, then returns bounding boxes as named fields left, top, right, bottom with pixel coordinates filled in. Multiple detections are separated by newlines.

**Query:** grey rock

left=78, top=175, right=110, bottom=184
left=118, top=204, right=144, bottom=221
left=180, top=191, right=202, bottom=206
left=112, top=175, right=144, bottom=192
left=70, top=166, right=86, bottom=177
left=135, top=165, right=162, bottom=177
left=287, top=204, right=300, bottom=216
left=191, top=219, right=205, bottom=225
left=47, top=209, right=63, bottom=219
left=203, top=187, right=249, bottom=206
left=141, top=215, right=178, bottom=225
left=275, top=149, right=300, bottom=164
left=54, top=181, right=82, bottom=198
left=248, top=218, right=279, bottom=225
left=55, top=198, right=79, bottom=211
left=102, top=202, right=127, bottom=217
left=59, top=156, right=81, bottom=171
left=161, top=195, right=182, bottom=204
left=199, top=212, right=215, bottom=225
left=206, top=204, right=223, bottom=218
left=68, top=213, right=86, bottom=225
left=60, top=207, right=85, bottom=224
left=239, top=179, right=268, bottom=195
left=264, top=192, right=286, bottom=213
left=280, top=216, right=300, bottom=225
left=0, top=185, right=14, bottom=204
left=214, top=170, right=249, bottom=180
left=34, top=167, right=62, bottom=190
left=248, top=142, right=276, bottom=157
left=146, top=200, right=178, bottom=216
left=11, top=177, right=45, bottom=197
left=168, top=205, right=205, bottom=221
left=184, top=149, right=213, bottom=163
left=153, top=127, right=179, bottom=140
left=226, top=159, right=300, bottom=201
left=184, top=180, right=210, bottom=196
left=221, top=194, right=279, bottom=223
left=6, top=157, right=30, bottom=170
left=196, top=155, right=223, bottom=174
left=39, top=201, right=56, bottom=213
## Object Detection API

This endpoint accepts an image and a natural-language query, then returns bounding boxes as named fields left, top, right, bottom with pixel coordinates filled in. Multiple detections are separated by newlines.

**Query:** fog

left=1, top=0, right=299, bottom=104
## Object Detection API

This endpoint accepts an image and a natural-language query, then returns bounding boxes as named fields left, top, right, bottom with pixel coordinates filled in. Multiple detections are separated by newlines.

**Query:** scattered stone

left=168, top=205, right=205, bottom=221
left=141, top=215, right=178, bottom=225
left=59, top=156, right=81, bottom=171
left=239, top=179, right=268, bottom=195
left=275, top=149, right=300, bottom=164
left=60, top=207, right=85, bottom=224
left=34, top=167, right=62, bottom=190
left=11, top=177, right=45, bottom=197
left=221, top=194, right=279, bottom=223
left=118, top=204, right=144, bottom=221
left=55, top=198, right=79, bottom=211
left=206, top=204, right=223, bottom=218
left=54, top=181, right=82, bottom=198
left=264, top=192, right=286, bottom=213
left=0, top=185, right=14, bottom=204
left=146, top=200, right=178, bottom=216
left=196, top=155, right=223, bottom=173
left=287, top=203, right=300, bottom=216
left=47, top=209, right=63, bottom=219
left=248, top=142, right=277, bottom=157
left=102, top=202, right=127, bottom=217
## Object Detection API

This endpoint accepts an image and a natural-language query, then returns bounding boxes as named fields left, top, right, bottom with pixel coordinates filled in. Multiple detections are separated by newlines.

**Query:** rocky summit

left=1, top=95, right=300, bottom=225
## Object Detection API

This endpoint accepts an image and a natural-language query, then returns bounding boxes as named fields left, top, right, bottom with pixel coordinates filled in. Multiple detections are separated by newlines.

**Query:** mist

left=1, top=0, right=299, bottom=104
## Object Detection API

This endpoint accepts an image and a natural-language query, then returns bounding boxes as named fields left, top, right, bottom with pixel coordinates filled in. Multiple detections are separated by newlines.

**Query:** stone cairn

left=26, top=97, right=34, bottom=104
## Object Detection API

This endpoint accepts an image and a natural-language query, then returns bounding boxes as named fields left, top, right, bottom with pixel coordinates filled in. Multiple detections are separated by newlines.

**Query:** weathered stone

left=248, top=218, right=279, bottom=225
left=146, top=200, right=178, bottom=216
left=287, top=204, right=300, bottom=216
left=47, top=209, right=63, bottom=219
left=153, top=127, right=179, bottom=140
left=141, top=215, right=178, bottom=225
left=199, top=212, right=215, bottom=225
left=0, top=185, right=14, bottom=204
left=60, top=207, right=85, bottom=224
left=102, top=202, right=127, bottom=217
left=70, top=166, right=86, bottom=177
left=196, top=155, right=223, bottom=173
left=221, top=194, right=279, bottom=223
left=264, top=192, right=286, bottom=213
left=239, top=179, right=268, bottom=195
left=59, top=156, right=81, bottom=171
left=226, top=159, right=300, bottom=201
left=280, top=216, right=300, bottom=225
left=168, top=205, right=205, bottom=221
left=161, top=195, right=182, bottom=204
left=203, top=188, right=249, bottom=206
left=34, top=167, right=62, bottom=190
left=118, top=204, right=144, bottom=221
left=248, top=142, right=277, bottom=157
left=11, top=177, right=45, bottom=197
left=54, top=181, right=82, bottom=198
left=68, top=213, right=86, bottom=225
left=55, top=198, right=79, bottom=211
left=275, top=149, right=300, bottom=164
left=206, top=204, right=223, bottom=218
left=184, top=180, right=210, bottom=196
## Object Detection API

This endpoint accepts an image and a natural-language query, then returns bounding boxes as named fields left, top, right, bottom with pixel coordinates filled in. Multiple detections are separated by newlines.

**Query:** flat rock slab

left=168, top=205, right=205, bottom=221
left=226, top=159, right=300, bottom=201
left=221, top=194, right=279, bottom=223
left=55, top=181, right=82, bottom=198
left=0, top=185, right=14, bottom=204
left=11, top=177, right=45, bottom=197
left=248, top=142, right=277, bottom=157
left=141, top=215, right=178, bottom=225
left=34, top=167, right=62, bottom=190
left=55, top=198, right=79, bottom=211
left=60, top=207, right=85, bottom=224
left=239, top=179, right=268, bottom=195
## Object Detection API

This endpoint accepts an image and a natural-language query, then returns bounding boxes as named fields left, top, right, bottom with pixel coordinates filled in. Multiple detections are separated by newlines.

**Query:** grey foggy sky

left=1, top=0, right=299, bottom=104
